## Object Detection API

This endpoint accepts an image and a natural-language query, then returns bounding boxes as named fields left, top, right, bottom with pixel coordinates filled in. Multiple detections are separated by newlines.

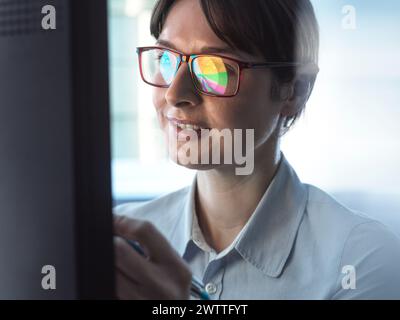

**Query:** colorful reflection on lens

left=193, top=56, right=229, bottom=95
left=159, top=51, right=179, bottom=84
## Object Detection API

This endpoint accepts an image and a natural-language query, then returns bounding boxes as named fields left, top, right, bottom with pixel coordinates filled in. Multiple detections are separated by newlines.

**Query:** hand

left=113, top=214, right=192, bottom=300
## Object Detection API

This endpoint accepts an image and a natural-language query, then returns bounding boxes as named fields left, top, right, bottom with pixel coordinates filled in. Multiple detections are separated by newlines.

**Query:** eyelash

left=155, top=52, right=164, bottom=61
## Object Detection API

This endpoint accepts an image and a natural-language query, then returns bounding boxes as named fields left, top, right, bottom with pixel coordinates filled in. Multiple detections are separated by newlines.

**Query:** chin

left=169, top=151, right=233, bottom=172
left=176, top=161, right=216, bottom=171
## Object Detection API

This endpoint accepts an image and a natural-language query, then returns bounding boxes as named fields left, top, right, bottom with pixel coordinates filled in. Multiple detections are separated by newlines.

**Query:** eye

left=225, top=64, right=236, bottom=75
left=155, top=51, right=165, bottom=61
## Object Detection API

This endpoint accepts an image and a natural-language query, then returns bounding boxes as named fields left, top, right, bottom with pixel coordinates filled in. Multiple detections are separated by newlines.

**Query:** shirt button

left=205, top=282, right=217, bottom=295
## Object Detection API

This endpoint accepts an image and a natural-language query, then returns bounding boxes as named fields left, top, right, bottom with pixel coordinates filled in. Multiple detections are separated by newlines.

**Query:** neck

left=195, top=139, right=282, bottom=253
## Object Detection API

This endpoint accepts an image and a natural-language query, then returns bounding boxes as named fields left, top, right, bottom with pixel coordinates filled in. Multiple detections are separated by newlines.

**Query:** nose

left=164, top=61, right=202, bottom=108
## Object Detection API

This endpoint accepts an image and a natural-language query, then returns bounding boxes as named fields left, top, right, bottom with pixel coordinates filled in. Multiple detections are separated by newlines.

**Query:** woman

left=113, top=0, right=400, bottom=299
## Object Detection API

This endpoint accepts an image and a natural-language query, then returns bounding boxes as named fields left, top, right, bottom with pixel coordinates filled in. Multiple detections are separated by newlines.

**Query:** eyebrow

left=155, top=39, right=233, bottom=55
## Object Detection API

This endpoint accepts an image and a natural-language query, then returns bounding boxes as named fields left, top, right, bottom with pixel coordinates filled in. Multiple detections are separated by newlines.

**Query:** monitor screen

left=0, top=0, right=114, bottom=299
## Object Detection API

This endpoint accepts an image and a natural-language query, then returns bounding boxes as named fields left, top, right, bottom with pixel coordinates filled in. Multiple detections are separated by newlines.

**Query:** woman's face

left=152, top=0, right=286, bottom=170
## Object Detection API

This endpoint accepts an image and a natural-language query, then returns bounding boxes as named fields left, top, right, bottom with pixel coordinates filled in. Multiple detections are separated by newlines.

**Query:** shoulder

left=296, top=183, right=400, bottom=261
left=304, top=184, right=400, bottom=298
left=333, top=218, right=400, bottom=299
left=304, top=183, right=399, bottom=248
left=304, top=184, right=383, bottom=235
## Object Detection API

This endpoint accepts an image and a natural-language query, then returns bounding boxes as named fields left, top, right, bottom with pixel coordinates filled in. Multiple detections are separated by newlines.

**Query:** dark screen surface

left=0, top=0, right=114, bottom=299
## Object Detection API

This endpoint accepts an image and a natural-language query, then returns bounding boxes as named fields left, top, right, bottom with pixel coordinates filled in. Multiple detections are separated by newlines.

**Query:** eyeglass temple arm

left=243, top=62, right=303, bottom=69
left=244, top=62, right=320, bottom=75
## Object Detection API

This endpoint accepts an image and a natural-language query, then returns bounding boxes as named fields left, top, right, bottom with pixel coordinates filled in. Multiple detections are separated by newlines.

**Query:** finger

left=114, top=236, right=152, bottom=283
left=113, top=215, right=180, bottom=263
left=115, top=269, right=142, bottom=300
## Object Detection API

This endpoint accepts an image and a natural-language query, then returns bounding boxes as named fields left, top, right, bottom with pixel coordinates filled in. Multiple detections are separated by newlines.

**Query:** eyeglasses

left=136, top=46, right=302, bottom=98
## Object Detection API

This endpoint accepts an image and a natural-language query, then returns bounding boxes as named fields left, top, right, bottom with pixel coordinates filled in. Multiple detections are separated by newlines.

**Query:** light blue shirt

left=113, top=153, right=400, bottom=299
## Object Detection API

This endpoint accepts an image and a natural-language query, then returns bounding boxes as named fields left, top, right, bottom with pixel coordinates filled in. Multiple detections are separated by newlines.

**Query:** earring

left=283, top=116, right=295, bottom=128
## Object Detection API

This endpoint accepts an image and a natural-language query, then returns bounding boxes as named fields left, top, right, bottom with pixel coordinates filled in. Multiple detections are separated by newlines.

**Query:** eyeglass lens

left=140, top=48, right=239, bottom=96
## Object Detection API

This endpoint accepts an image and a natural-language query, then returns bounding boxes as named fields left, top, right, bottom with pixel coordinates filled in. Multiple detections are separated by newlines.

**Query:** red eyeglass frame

left=136, top=46, right=302, bottom=98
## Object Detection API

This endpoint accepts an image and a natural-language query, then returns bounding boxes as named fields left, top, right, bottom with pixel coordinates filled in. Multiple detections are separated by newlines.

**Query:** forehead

left=158, top=0, right=231, bottom=54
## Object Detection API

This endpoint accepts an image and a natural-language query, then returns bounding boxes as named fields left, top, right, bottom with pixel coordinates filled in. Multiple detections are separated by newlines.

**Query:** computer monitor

left=0, top=0, right=114, bottom=299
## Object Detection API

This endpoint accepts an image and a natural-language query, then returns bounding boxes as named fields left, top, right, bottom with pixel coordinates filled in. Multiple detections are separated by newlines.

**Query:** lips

left=166, top=116, right=210, bottom=131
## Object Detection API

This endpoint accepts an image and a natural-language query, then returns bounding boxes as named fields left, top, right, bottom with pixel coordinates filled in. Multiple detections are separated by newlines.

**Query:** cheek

left=152, top=88, right=179, bottom=152
left=218, top=73, right=280, bottom=142
left=152, top=88, right=167, bottom=129
left=249, top=99, right=281, bottom=145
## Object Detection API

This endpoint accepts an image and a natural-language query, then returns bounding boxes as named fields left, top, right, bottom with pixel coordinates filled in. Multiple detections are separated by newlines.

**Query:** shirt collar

left=172, top=152, right=308, bottom=278
left=235, top=153, right=308, bottom=277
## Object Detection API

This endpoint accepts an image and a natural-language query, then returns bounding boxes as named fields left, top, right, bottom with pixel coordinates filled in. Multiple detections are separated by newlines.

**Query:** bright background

left=108, top=0, right=400, bottom=232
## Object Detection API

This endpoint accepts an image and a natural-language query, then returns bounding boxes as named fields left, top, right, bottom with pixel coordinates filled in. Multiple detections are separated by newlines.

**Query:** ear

left=279, top=61, right=319, bottom=118
left=279, top=79, right=311, bottom=118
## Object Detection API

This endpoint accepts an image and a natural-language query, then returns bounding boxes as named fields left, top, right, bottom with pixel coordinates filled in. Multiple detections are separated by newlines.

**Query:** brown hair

left=150, top=0, right=319, bottom=133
